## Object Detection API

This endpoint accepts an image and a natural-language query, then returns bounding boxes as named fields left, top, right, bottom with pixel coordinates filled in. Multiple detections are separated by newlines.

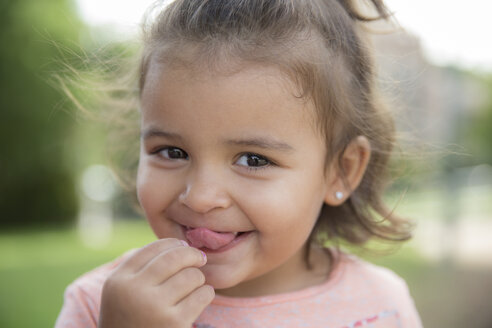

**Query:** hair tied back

left=335, top=0, right=392, bottom=22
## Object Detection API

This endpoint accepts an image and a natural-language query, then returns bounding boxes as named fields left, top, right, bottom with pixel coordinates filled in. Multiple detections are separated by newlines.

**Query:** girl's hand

left=97, top=238, right=214, bottom=328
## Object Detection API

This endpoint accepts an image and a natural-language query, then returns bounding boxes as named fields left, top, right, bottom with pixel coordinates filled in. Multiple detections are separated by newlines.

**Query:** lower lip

left=181, top=226, right=253, bottom=254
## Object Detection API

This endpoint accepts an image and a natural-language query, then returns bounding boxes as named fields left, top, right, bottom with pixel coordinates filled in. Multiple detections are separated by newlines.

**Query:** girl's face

left=137, top=62, right=332, bottom=296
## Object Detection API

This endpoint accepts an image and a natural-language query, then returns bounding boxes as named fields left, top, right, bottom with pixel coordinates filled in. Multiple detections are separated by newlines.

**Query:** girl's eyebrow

left=141, top=127, right=294, bottom=152
left=225, top=137, right=295, bottom=152
left=141, top=127, right=183, bottom=141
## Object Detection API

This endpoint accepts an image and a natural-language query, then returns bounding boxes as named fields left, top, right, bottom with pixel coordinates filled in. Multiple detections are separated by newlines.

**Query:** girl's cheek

left=137, top=165, right=185, bottom=210
left=136, top=180, right=154, bottom=217
left=136, top=156, right=149, bottom=197
left=136, top=164, right=151, bottom=208
left=254, top=180, right=298, bottom=209
left=136, top=164, right=165, bottom=212
left=240, top=184, right=296, bottom=221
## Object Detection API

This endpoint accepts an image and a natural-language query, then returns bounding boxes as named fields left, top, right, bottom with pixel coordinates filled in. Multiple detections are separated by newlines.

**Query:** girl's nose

left=178, top=169, right=232, bottom=214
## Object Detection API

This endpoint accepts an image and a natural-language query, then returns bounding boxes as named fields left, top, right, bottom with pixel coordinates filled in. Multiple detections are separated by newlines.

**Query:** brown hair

left=65, top=0, right=412, bottom=262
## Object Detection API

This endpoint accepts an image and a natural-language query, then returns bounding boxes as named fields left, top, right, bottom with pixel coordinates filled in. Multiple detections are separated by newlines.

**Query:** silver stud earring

left=335, top=191, right=343, bottom=200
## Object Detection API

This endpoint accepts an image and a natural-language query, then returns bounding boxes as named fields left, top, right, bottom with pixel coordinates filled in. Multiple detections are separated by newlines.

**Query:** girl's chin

left=201, top=265, right=247, bottom=291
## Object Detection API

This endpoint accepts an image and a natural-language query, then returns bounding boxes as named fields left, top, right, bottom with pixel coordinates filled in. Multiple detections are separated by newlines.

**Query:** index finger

left=117, top=238, right=188, bottom=273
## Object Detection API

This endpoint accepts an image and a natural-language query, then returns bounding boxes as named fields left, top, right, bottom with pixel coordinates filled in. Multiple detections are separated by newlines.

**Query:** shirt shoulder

left=339, top=253, right=409, bottom=294
left=334, top=253, right=423, bottom=327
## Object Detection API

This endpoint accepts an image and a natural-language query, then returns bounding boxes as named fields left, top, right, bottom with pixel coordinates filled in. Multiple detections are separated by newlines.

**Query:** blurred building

left=370, top=28, right=488, bottom=147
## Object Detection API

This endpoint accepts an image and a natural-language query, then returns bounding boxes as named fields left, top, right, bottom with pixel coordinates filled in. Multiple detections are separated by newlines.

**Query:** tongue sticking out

left=185, top=227, right=237, bottom=250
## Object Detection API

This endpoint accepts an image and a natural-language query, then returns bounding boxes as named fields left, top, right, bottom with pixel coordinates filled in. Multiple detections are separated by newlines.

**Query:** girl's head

left=112, top=0, right=411, bottom=293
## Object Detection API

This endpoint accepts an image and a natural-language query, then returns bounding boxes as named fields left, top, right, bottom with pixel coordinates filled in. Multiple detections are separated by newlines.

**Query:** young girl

left=56, top=0, right=422, bottom=327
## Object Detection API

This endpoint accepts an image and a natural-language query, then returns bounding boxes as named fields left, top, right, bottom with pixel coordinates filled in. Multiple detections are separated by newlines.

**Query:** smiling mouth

left=182, top=225, right=252, bottom=252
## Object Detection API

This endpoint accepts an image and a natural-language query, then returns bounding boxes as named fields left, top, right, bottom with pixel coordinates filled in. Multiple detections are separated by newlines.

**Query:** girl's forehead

left=144, top=63, right=293, bottom=111
left=140, top=60, right=323, bottom=144
left=143, top=57, right=293, bottom=92
left=142, top=59, right=308, bottom=112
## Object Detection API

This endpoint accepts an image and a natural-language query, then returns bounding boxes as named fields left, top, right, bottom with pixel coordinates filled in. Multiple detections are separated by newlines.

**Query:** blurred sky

left=75, top=0, right=492, bottom=71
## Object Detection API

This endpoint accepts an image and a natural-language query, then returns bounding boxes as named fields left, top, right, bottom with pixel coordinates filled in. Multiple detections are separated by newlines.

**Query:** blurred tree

left=465, top=74, right=492, bottom=166
left=0, top=0, right=85, bottom=228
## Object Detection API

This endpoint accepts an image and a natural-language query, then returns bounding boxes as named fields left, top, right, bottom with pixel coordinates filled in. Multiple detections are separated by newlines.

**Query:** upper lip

left=180, top=223, right=250, bottom=234
left=169, top=209, right=254, bottom=233
left=182, top=225, right=242, bottom=233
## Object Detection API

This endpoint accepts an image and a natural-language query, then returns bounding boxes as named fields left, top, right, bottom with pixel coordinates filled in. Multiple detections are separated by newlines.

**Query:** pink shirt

left=55, top=251, right=422, bottom=327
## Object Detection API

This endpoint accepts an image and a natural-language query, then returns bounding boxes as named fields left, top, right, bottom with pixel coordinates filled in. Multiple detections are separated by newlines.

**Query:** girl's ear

left=324, top=136, right=371, bottom=205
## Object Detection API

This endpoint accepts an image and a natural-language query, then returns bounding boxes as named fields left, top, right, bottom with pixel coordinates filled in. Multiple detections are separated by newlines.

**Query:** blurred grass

left=0, top=221, right=155, bottom=328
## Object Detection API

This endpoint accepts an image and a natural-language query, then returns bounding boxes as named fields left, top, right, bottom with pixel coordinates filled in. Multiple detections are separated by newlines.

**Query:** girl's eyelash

left=149, top=147, right=163, bottom=155
left=150, top=146, right=189, bottom=159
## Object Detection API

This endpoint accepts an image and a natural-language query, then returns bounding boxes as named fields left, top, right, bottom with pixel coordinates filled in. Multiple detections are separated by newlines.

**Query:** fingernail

left=180, top=240, right=189, bottom=247
left=200, top=250, right=207, bottom=263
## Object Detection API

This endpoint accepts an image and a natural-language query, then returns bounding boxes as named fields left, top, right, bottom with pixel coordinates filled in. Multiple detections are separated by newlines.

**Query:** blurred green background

left=1, top=0, right=491, bottom=327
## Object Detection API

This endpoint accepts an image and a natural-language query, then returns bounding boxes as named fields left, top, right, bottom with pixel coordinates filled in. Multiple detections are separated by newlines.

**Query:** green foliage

left=0, top=0, right=85, bottom=227
left=464, top=74, right=492, bottom=165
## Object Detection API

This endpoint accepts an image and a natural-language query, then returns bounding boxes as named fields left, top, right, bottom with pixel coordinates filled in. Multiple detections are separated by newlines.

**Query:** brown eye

left=236, top=153, right=270, bottom=168
left=160, top=147, right=188, bottom=160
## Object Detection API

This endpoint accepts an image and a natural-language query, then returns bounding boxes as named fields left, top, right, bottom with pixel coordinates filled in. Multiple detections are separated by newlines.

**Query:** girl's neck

left=216, top=245, right=332, bottom=298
